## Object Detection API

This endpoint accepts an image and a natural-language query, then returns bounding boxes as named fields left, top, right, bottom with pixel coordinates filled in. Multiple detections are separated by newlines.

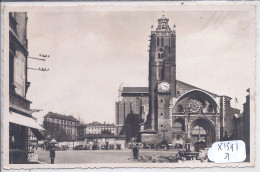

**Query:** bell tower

left=148, top=15, right=176, bottom=131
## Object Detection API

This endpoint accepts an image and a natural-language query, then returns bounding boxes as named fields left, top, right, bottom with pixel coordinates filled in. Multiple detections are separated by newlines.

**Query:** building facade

left=8, top=12, right=44, bottom=164
left=115, top=15, right=242, bottom=148
left=115, top=87, right=149, bottom=141
left=43, top=112, right=79, bottom=141
left=80, top=122, right=116, bottom=136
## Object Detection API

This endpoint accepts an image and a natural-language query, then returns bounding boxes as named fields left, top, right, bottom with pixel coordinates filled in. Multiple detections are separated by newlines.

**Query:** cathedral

left=115, top=15, right=241, bottom=148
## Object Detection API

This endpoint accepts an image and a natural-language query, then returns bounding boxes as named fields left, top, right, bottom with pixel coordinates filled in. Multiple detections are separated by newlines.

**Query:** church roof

left=176, top=80, right=222, bottom=98
left=122, top=87, right=149, bottom=94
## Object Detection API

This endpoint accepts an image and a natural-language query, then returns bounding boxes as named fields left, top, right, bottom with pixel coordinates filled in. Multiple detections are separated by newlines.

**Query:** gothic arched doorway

left=190, top=118, right=215, bottom=148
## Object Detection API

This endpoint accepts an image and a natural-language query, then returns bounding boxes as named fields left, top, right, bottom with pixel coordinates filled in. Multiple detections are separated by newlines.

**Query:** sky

left=25, top=9, right=255, bottom=125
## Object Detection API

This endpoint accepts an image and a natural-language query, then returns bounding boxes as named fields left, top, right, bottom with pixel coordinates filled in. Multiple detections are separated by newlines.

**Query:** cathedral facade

left=115, top=15, right=240, bottom=148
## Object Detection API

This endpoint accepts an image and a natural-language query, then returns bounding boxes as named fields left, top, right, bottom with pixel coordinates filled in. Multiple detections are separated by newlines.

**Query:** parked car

left=54, top=146, right=62, bottom=151
left=142, top=144, right=150, bottom=149
left=61, top=145, right=69, bottom=151
left=73, top=145, right=85, bottom=150
left=101, top=144, right=106, bottom=150
left=92, top=143, right=99, bottom=150
left=109, top=144, right=115, bottom=150
left=116, top=144, right=121, bottom=150
left=150, top=143, right=158, bottom=149
left=85, top=144, right=92, bottom=150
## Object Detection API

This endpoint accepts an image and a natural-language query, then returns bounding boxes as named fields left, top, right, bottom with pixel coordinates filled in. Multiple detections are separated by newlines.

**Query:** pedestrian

left=133, top=145, right=138, bottom=160
left=50, top=146, right=55, bottom=164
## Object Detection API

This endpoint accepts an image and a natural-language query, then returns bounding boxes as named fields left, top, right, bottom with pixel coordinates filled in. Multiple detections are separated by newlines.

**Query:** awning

left=30, top=128, right=45, bottom=140
left=9, top=111, right=45, bottom=130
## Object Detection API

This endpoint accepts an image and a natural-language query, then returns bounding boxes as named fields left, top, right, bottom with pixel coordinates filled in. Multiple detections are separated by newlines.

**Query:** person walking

left=50, top=146, right=55, bottom=164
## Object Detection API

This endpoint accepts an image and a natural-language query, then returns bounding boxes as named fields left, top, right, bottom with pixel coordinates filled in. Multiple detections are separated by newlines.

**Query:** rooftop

left=84, top=121, right=115, bottom=127
left=122, top=87, right=149, bottom=94
left=84, top=134, right=125, bottom=139
left=44, top=112, right=79, bottom=122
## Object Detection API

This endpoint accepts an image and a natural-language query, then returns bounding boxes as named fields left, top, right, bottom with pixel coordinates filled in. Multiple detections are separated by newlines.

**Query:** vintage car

left=116, top=144, right=121, bottom=150
left=109, top=144, right=115, bottom=150
left=92, top=142, right=99, bottom=150
left=54, top=146, right=62, bottom=151
left=73, top=145, right=85, bottom=150
left=61, top=145, right=69, bottom=151
left=142, top=144, right=150, bottom=149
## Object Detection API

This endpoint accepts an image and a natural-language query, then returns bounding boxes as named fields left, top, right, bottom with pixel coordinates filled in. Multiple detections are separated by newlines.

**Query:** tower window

left=158, top=48, right=165, bottom=59
left=161, top=113, right=163, bottom=116
left=157, top=37, right=160, bottom=46
left=161, top=125, right=163, bottom=128
left=161, top=37, right=164, bottom=46
left=160, top=99, right=163, bottom=103
left=162, top=24, right=165, bottom=30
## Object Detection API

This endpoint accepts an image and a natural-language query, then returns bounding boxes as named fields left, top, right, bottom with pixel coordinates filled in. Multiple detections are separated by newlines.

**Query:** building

left=243, top=89, right=250, bottom=161
left=8, top=12, right=44, bottom=164
left=80, top=122, right=116, bottom=136
left=115, top=86, right=149, bottom=141
left=43, top=112, right=79, bottom=141
left=115, top=15, right=242, bottom=148
left=231, top=89, right=250, bottom=161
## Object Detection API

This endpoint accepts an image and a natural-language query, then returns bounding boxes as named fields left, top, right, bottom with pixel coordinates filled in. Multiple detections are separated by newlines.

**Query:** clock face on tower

left=159, top=82, right=170, bottom=91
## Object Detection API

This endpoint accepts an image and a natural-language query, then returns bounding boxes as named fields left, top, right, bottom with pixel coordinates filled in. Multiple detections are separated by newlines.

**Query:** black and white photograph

left=1, top=2, right=256, bottom=168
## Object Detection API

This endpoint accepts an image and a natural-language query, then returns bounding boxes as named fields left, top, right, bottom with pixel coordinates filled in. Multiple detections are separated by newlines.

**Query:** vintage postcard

left=1, top=2, right=256, bottom=169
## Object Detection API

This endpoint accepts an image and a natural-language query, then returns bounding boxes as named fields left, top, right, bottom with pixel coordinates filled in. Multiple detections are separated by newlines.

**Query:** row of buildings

left=43, top=112, right=116, bottom=142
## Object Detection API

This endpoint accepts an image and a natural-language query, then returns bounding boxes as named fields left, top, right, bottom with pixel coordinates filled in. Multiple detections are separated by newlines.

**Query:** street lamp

left=161, top=127, right=168, bottom=141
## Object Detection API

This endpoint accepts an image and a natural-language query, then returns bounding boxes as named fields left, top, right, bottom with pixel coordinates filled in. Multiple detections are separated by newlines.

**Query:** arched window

left=161, top=37, right=164, bottom=46
left=157, top=37, right=160, bottom=46
left=158, top=48, right=165, bottom=59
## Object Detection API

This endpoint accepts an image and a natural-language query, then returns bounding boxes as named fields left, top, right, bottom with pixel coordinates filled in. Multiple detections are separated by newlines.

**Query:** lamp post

left=161, top=127, right=168, bottom=141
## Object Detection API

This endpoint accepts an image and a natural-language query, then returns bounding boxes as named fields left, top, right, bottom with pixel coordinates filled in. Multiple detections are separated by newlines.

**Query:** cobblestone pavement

left=35, top=149, right=208, bottom=164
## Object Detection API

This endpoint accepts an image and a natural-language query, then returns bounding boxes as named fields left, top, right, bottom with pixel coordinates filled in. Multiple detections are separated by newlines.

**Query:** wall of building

left=84, top=122, right=116, bottom=135
left=115, top=94, right=148, bottom=140
left=9, top=12, right=31, bottom=164
left=43, top=116, right=79, bottom=141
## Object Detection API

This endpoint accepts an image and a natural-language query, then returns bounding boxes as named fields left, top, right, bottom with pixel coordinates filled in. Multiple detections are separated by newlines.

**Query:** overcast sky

left=25, top=9, right=255, bottom=124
